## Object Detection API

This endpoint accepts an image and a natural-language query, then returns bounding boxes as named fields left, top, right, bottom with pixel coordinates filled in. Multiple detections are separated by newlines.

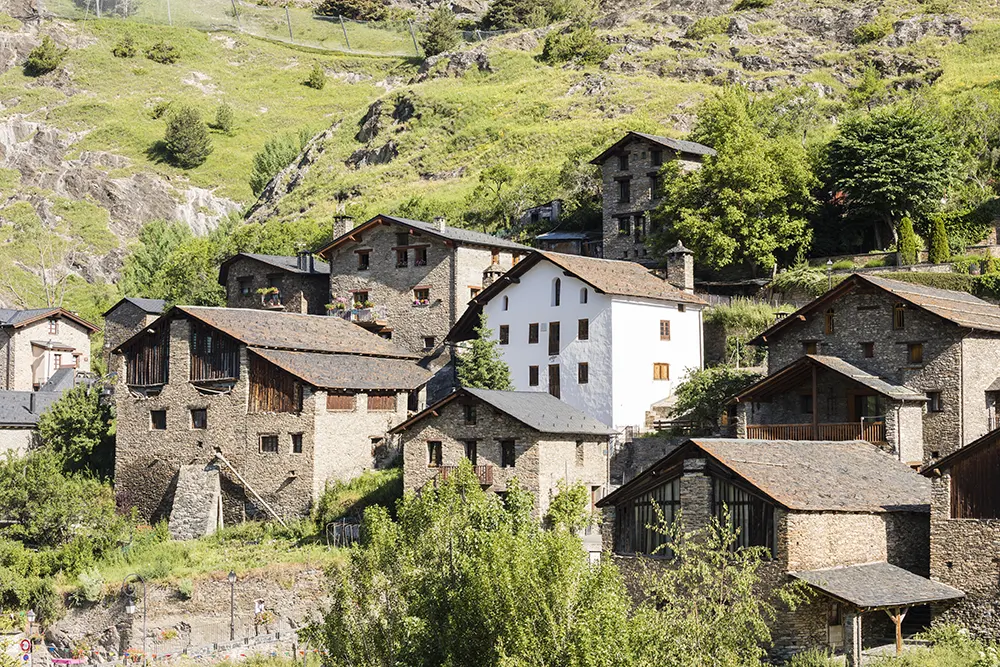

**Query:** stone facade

left=399, top=395, right=608, bottom=517
left=222, top=255, right=329, bottom=316
left=0, top=315, right=92, bottom=390
left=103, top=300, right=163, bottom=367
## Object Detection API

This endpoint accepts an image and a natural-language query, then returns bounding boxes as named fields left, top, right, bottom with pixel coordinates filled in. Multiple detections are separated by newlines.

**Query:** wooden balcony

left=746, top=421, right=887, bottom=444
left=436, top=464, right=494, bottom=486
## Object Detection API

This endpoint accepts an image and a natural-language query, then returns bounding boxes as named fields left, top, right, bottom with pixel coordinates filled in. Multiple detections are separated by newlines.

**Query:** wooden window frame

left=500, top=440, right=516, bottom=468
left=48, top=319, right=58, bottom=335
left=548, top=364, right=560, bottom=398
left=357, top=251, right=370, bottom=271
left=414, top=247, right=428, bottom=267
left=413, top=287, right=430, bottom=302
left=326, top=391, right=356, bottom=412
left=893, top=303, right=906, bottom=330
left=464, top=440, right=478, bottom=464
left=824, top=308, right=835, bottom=334
left=528, top=323, right=539, bottom=344
left=578, top=362, right=589, bottom=384
left=396, top=248, right=409, bottom=268
left=463, top=403, right=477, bottom=425
left=367, top=392, right=397, bottom=412
left=928, top=391, right=944, bottom=412
left=861, top=342, right=874, bottom=358
left=291, top=432, right=304, bottom=454
left=499, top=325, right=510, bottom=345
left=578, top=318, right=589, bottom=341
left=528, top=365, right=539, bottom=386
left=659, top=320, right=671, bottom=341
left=190, top=408, right=207, bottom=430
left=259, top=434, right=279, bottom=454
left=427, top=440, right=443, bottom=467
left=653, top=363, right=670, bottom=381
left=803, top=341, right=818, bottom=355
left=150, top=409, right=167, bottom=430
left=238, top=277, right=252, bottom=295
left=423, top=336, right=436, bottom=351
left=908, top=342, right=924, bottom=365
left=548, top=321, right=560, bottom=355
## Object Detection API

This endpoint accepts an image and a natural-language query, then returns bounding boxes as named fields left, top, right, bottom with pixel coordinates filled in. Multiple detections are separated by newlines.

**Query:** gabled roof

left=389, top=387, right=614, bottom=436
left=0, top=307, right=99, bottom=333
left=754, top=273, right=1000, bottom=345
left=921, top=427, right=1000, bottom=474
left=313, top=214, right=530, bottom=258
left=217, top=253, right=331, bottom=285
left=251, top=348, right=431, bottom=391
left=448, top=251, right=706, bottom=342
left=0, top=369, right=75, bottom=428
left=589, top=131, right=717, bottom=165
left=103, top=297, right=167, bottom=317
left=732, top=355, right=926, bottom=404
left=599, top=438, right=930, bottom=513
left=791, top=562, right=964, bottom=610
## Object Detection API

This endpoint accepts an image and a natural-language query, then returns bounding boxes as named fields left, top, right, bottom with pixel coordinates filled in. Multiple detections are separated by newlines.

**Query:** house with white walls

left=447, top=246, right=707, bottom=430
left=1, top=307, right=98, bottom=391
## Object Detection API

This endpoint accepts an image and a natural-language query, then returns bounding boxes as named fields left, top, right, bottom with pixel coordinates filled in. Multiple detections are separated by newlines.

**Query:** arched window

left=824, top=308, right=835, bottom=334
left=553, top=278, right=561, bottom=307
left=502, top=295, right=509, bottom=311
left=580, top=288, right=588, bottom=304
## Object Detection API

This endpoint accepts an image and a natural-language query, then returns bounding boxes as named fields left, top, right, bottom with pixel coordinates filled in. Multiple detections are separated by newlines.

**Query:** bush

left=214, top=102, right=235, bottom=135
left=38, top=384, right=115, bottom=476
left=420, top=4, right=459, bottom=57
left=112, top=34, right=137, bottom=58
left=685, top=15, right=731, bottom=39
left=898, top=216, right=918, bottom=266
left=151, top=100, right=173, bottom=119
left=314, top=468, right=402, bottom=528
left=145, top=40, right=180, bottom=64
left=864, top=256, right=887, bottom=268
left=771, top=265, right=830, bottom=297
left=540, top=26, right=612, bottom=65
left=249, top=129, right=311, bottom=196
left=929, top=215, right=950, bottom=263
left=74, top=568, right=105, bottom=604
left=733, top=0, right=772, bottom=10
left=25, top=35, right=67, bottom=75
left=176, top=578, right=194, bottom=600
left=315, top=0, right=386, bottom=20
left=305, top=62, right=326, bottom=90
left=164, top=106, right=212, bottom=168
left=852, top=18, right=892, bottom=44
left=830, top=259, right=854, bottom=270
left=784, top=647, right=835, bottom=667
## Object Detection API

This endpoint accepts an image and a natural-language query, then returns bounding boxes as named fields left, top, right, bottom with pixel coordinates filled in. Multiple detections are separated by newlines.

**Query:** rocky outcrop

left=414, top=46, right=491, bottom=82
left=884, top=15, right=971, bottom=47
left=246, top=124, right=339, bottom=222
left=347, top=140, right=398, bottom=168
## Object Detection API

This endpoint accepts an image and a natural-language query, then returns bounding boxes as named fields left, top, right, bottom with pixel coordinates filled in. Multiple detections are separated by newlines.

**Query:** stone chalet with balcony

left=590, top=131, right=716, bottom=263
left=1, top=307, right=98, bottom=391
left=598, top=437, right=962, bottom=665
left=219, top=252, right=331, bottom=315
left=112, top=306, right=431, bottom=537
left=391, top=387, right=613, bottom=518
left=729, top=274, right=1000, bottom=465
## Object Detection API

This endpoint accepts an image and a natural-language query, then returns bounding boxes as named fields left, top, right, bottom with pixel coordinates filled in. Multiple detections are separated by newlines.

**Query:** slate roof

left=251, top=348, right=432, bottom=391
left=535, top=231, right=597, bottom=241
left=0, top=369, right=75, bottom=427
left=390, top=388, right=614, bottom=436
left=314, top=214, right=530, bottom=257
left=0, top=307, right=99, bottom=332
left=104, top=297, right=167, bottom=317
left=217, top=253, right=331, bottom=285
left=589, top=131, right=717, bottom=164
left=791, top=562, right=964, bottom=610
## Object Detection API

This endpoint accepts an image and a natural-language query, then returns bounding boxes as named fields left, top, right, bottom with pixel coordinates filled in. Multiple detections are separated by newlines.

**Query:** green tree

left=825, top=105, right=956, bottom=249
left=214, top=102, right=235, bottom=136
left=897, top=216, right=918, bottom=266
left=305, top=62, right=326, bottom=90
left=673, top=366, right=764, bottom=428
left=543, top=479, right=591, bottom=533
left=111, top=33, right=137, bottom=58
left=25, top=35, right=67, bottom=76
left=456, top=314, right=512, bottom=390
left=164, top=105, right=212, bottom=169
left=315, top=0, right=386, bottom=19
left=420, top=5, right=459, bottom=57
left=37, top=384, right=115, bottom=477
left=145, top=40, right=180, bottom=64
left=120, top=220, right=193, bottom=297
left=152, top=236, right=226, bottom=305
left=540, top=26, right=612, bottom=65
left=846, top=65, right=885, bottom=110
left=929, top=215, right=949, bottom=263
left=249, top=129, right=311, bottom=196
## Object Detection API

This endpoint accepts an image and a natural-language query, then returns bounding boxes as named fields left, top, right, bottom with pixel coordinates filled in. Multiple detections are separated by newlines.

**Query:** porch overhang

left=791, top=562, right=964, bottom=612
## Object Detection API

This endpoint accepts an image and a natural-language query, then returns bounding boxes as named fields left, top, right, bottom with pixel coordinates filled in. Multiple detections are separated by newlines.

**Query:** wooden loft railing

left=746, top=422, right=887, bottom=444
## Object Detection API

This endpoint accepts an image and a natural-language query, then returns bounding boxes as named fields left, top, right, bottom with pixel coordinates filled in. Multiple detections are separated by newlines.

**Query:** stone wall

left=785, top=511, right=928, bottom=574
left=961, top=333, right=1000, bottom=445
left=223, top=257, right=328, bottom=316
left=0, top=427, right=38, bottom=455
left=610, top=435, right=684, bottom=484
left=103, top=303, right=155, bottom=366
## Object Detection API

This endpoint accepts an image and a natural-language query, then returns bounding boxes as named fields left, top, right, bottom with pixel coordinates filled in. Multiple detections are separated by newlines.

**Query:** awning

left=791, top=562, right=964, bottom=610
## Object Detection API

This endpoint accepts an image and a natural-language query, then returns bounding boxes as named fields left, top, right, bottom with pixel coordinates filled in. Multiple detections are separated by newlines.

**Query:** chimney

left=483, top=260, right=504, bottom=288
left=29, top=392, right=35, bottom=414
left=296, top=249, right=314, bottom=273
left=333, top=215, right=354, bottom=240
left=665, top=241, right=695, bottom=294
left=434, top=216, right=446, bottom=232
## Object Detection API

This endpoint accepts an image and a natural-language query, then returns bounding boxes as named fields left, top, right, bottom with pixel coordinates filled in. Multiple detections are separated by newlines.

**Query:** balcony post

left=811, top=365, right=818, bottom=440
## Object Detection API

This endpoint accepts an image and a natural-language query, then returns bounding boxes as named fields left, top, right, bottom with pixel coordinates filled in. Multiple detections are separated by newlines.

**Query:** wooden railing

left=437, top=464, right=494, bottom=486
left=746, top=422, right=887, bottom=444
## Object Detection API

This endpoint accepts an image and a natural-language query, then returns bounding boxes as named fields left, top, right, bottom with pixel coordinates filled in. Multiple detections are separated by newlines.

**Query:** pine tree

left=305, top=62, right=326, bottom=90
left=25, top=35, right=67, bottom=76
left=420, top=5, right=459, bottom=58
left=929, top=215, right=949, bottom=263
left=457, top=314, right=512, bottom=390
left=164, top=105, right=212, bottom=169
left=897, top=216, right=918, bottom=266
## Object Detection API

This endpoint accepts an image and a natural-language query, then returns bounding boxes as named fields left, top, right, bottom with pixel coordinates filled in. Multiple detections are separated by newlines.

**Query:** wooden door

left=548, top=364, right=560, bottom=398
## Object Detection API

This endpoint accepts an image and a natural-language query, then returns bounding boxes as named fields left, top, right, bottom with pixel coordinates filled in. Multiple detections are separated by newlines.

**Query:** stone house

left=218, top=252, right=331, bottom=315
left=102, top=297, right=166, bottom=366
left=0, top=368, right=77, bottom=454
left=112, top=306, right=431, bottom=535
left=391, top=387, right=612, bottom=518
left=598, top=438, right=961, bottom=665
left=534, top=231, right=603, bottom=258
left=590, top=131, right=715, bottom=263
left=447, top=247, right=706, bottom=430
left=0, top=307, right=98, bottom=391
left=519, top=199, right=563, bottom=227
left=921, top=428, right=1000, bottom=638
left=731, top=274, right=1000, bottom=464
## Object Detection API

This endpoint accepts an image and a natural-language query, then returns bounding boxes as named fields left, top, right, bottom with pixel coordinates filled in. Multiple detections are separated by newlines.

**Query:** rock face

left=346, top=140, right=399, bottom=168
left=414, top=46, right=491, bottom=82
left=884, top=15, right=971, bottom=47
left=247, top=124, right=339, bottom=222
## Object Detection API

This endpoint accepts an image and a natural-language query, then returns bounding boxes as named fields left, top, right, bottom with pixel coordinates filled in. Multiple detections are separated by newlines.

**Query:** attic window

left=893, top=303, right=906, bottom=330
left=48, top=319, right=58, bottom=335
left=618, top=153, right=629, bottom=171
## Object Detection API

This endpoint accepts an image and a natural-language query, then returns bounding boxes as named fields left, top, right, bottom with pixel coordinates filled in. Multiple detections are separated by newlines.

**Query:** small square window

left=653, top=363, right=669, bottom=381
left=238, top=278, right=252, bottom=296
left=357, top=252, right=370, bottom=271
left=464, top=440, right=478, bottom=464
left=908, top=343, right=924, bottom=364
left=260, top=434, right=279, bottom=453
left=352, top=290, right=369, bottom=306
left=928, top=392, right=943, bottom=412
left=803, top=341, right=818, bottom=355
left=861, top=342, right=874, bottom=358
left=150, top=409, right=167, bottom=430
left=470, top=286, right=481, bottom=298
left=427, top=440, right=442, bottom=467
left=415, top=247, right=428, bottom=267
left=414, top=288, right=430, bottom=303
left=659, top=320, right=671, bottom=341
left=528, top=323, right=539, bottom=344
left=528, top=365, right=539, bottom=386
left=578, top=318, right=589, bottom=341
left=578, top=362, right=589, bottom=384
left=500, top=440, right=516, bottom=468
left=499, top=325, right=509, bottom=345
left=677, top=304, right=686, bottom=313
left=190, top=408, right=207, bottom=430
left=464, top=404, right=477, bottom=425
left=423, top=336, right=436, bottom=351
left=291, top=433, right=304, bottom=454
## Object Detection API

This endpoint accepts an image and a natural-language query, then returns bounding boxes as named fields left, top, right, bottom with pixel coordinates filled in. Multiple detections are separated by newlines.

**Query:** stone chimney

left=296, top=249, right=314, bottom=273
left=665, top=241, right=695, bottom=294
left=434, top=216, right=446, bottom=232
left=332, top=216, right=354, bottom=239
left=482, top=259, right=504, bottom=288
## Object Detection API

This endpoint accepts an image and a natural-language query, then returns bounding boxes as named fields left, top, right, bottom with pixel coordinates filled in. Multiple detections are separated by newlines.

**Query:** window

left=396, top=232, right=410, bottom=246
left=861, top=342, right=875, bottom=358
left=291, top=433, right=304, bottom=454
left=653, top=363, right=670, bottom=381
left=463, top=404, right=477, bottom=425
left=427, top=441, right=443, bottom=467
left=469, top=286, right=481, bottom=299
left=929, top=391, right=943, bottom=412
left=677, top=304, right=686, bottom=313
left=576, top=440, right=585, bottom=466
left=714, top=478, right=776, bottom=555
left=659, top=320, right=671, bottom=341
left=548, top=322, right=560, bottom=355
left=908, top=343, right=924, bottom=364
left=553, top=278, right=561, bottom=306
left=620, top=477, right=680, bottom=556
left=512, top=253, right=521, bottom=266
left=423, top=336, right=436, bottom=351
left=368, top=392, right=396, bottom=411
left=580, top=288, right=588, bottom=304
left=396, top=249, right=409, bottom=268
left=357, top=251, right=370, bottom=271
left=633, top=214, right=646, bottom=242
left=464, top=440, right=478, bottom=464
left=618, top=153, right=629, bottom=170
left=499, top=325, right=510, bottom=345
left=651, top=149, right=663, bottom=166
left=260, top=434, right=279, bottom=454
left=803, top=341, right=818, bottom=355
left=502, top=296, right=509, bottom=311
left=371, top=437, right=383, bottom=455
left=500, top=440, right=516, bottom=468
left=617, top=179, right=631, bottom=204
left=352, top=290, right=369, bottom=306
left=548, top=364, right=560, bottom=398
left=48, top=319, right=58, bottom=335
left=414, top=247, right=427, bottom=267
left=190, top=408, right=207, bottom=430
left=578, top=362, right=589, bottom=384
left=150, top=409, right=167, bottom=430
left=824, top=308, right=835, bottom=334
left=528, top=323, right=539, bottom=344
left=238, top=277, right=252, bottom=296
left=650, top=172, right=661, bottom=198
left=492, top=250, right=500, bottom=264
left=578, top=318, right=589, bottom=340
left=529, top=365, right=539, bottom=386
left=617, top=216, right=630, bottom=236
left=800, top=394, right=814, bottom=414
left=327, top=392, right=355, bottom=411
left=893, top=303, right=906, bottom=330
left=413, top=287, right=430, bottom=304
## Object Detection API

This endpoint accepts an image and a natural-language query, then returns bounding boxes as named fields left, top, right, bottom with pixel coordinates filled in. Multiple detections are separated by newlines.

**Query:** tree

left=164, top=106, right=212, bottom=169
left=152, top=237, right=226, bottom=305
left=420, top=5, right=459, bottom=57
left=825, top=105, right=956, bottom=248
left=305, top=62, right=326, bottom=90
left=315, top=0, right=386, bottom=19
left=145, top=40, right=180, bottom=64
left=929, top=215, right=950, bottom=263
left=540, top=26, right=612, bottom=65
left=249, top=129, right=311, bottom=196
left=456, top=314, right=512, bottom=390
left=120, top=220, right=193, bottom=297
left=672, top=366, right=764, bottom=429
left=847, top=65, right=885, bottom=110
left=214, top=102, right=235, bottom=135
left=543, top=479, right=591, bottom=533
left=897, top=216, right=918, bottom=266
left=37, top=384, right=115, bottom=477
left=25, top=36, right=67, bottom=76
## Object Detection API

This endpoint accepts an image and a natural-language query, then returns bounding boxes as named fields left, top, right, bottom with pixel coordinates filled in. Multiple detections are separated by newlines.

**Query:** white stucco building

left=448, top=248, right=706, bottom=430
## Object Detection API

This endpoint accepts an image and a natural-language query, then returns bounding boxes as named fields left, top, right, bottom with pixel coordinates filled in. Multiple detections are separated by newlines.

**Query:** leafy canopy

left=37, top=384, right=115, bottom=477
left=457, top=313, right=512, bottom=390
left=673, top=366, right=764, bottom=428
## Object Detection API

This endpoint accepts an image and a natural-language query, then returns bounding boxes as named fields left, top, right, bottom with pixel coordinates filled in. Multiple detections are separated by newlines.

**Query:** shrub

left=164, top=106, right=212, bottom=168
left=151, top=100, right=173, bottom=119
left=733, top=0, right=772, bottom=10
left=420, top=4, right=459, bottom=57
left=830, top=259, right=854, bottom=270
left=950, top=254, right=982, bottom=274
left=314, top=468, right=402, bottom=527
left=145, top=40, right=180, bottom=64
left=25, top=35, right=67, bottom=76
left=305, top=62, right=326, bottom=90
left=771, top=265, right=830, bottom=297
left=898, top=216, right=918, bottom=266
left=315, top=0, right=386, bottom=20
left=74, top=568, right=105, bottom=604
left=249, top=129, right=311, bottom=196
left=852, top=18, right=892, bottom=44
left=784, top=647, right=835, bottom=667
left=214, top=102, right=235, bottom=135
left=540, top=26, right=612, bottom=65
left=685, top=15, right=731, bottom=39
left=929, top=215, right=950, bottom=263
left=112, top=34, right=137, bottom=58
left=864, top=256, right=887, bottom=268
left=176, top=578, right=194, bottom=600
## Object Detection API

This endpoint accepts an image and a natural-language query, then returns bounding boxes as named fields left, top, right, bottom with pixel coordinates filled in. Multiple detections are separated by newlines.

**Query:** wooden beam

left=884, top=607, right=907, bottom=655
left=811, top=364, right=818, bottom=439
